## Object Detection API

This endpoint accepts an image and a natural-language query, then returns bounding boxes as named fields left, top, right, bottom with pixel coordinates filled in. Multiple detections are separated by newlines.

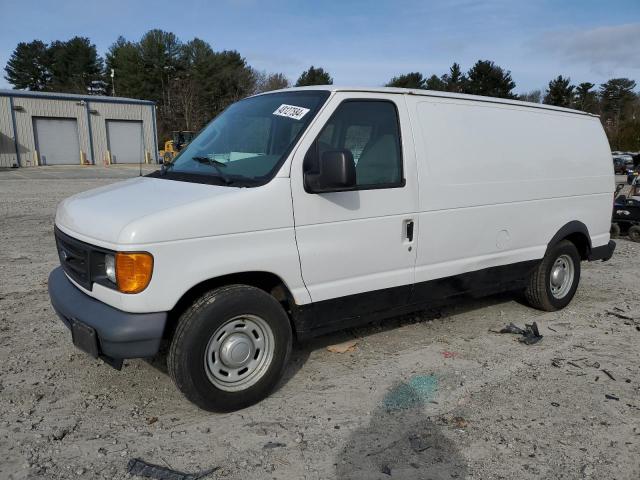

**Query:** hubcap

left=204, top=314, right=274, bottom=392
left=219, top=333, right=254, bottom=368
left=549, top=254, right=575, bottom=299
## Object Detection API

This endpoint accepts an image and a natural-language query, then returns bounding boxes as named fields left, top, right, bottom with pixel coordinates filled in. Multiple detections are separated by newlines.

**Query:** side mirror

left=304, top=149, right=356, bottom=193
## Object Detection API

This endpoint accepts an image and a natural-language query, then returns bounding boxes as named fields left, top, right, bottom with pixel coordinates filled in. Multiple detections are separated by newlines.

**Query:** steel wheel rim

left=549, top=254, right=574, bottom=299
left=204, top=314, right=274, bottom=392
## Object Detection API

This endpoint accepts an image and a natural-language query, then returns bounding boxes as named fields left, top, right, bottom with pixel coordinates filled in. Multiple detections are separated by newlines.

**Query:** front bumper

left=48, top=267, right=167, bottom=363
left=588, top=240, right=616, bottom=262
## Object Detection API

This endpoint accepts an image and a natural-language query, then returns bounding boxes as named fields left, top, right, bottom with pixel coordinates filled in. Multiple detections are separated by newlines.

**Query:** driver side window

left=312, top=100, right=404, bottom=189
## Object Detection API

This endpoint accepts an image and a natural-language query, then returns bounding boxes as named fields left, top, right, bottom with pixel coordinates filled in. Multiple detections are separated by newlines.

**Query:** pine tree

left=543, top=76, right=575, bottom=107
left=4, top=40, right=50, bottom=90
left=48, top=37, right=103, bottom=94
left=295, top=66, right=333, bottom=86
left=573, top=82, right=597, bottom=113
left=599, top=78, right=637, bottom=150
left=425, top=74, right=446, bottom=91
left=599, top=78, right=636, bottom=120
left=442, top=63, right=467, bottom=93
left=465, top=60, right=516, bottom=98
left=385, top=72, right=426, bottom=89
left=105, top=37, right=144, bottom=98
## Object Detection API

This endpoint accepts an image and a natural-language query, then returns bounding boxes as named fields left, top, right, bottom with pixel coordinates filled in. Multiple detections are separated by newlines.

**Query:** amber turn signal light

left=115, top=252, right=153, bottom=294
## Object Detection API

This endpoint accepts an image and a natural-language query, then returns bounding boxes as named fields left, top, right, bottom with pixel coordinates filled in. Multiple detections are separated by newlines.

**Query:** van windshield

left=156, top=90, right=330, bottom=186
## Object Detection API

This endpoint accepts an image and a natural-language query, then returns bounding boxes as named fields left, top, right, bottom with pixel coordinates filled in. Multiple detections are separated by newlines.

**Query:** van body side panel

left=409, top=97, right=613, bottom=286
left=55, top=178, right=311, bottom=312
left=57, top=227, right=310, bottom=313
left=290, top=92, right=420, bottom=304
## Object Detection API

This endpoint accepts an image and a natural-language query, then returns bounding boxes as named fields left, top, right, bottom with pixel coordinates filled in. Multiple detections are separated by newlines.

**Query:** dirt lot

left=1, top=166, right=639, bottom=480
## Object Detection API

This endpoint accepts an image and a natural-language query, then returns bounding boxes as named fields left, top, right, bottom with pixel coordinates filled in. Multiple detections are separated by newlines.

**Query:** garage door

left=106, top=120, right=143, bottom=164
left=33, top=117, right=80, bottom=165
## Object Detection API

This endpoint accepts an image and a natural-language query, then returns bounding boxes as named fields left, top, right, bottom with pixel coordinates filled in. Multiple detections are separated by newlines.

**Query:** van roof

left=264, top=85, right=598, bottom=118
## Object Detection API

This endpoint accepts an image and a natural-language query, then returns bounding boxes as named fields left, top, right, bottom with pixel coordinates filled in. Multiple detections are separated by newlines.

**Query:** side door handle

left=405, top=220, right=414, bottom=242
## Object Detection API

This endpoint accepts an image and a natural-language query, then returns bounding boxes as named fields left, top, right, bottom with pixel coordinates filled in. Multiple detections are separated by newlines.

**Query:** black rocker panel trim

left=292, top=259, right=540, bottom=339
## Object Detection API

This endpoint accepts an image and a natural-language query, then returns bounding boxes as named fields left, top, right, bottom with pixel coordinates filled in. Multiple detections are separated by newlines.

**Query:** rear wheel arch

left=546, top=221, right=592, bottom=260
left=164, top=271, right=298, bottom=340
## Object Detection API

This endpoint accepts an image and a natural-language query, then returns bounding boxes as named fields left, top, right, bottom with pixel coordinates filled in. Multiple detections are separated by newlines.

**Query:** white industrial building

left=0, top=89, right=158, bottom=168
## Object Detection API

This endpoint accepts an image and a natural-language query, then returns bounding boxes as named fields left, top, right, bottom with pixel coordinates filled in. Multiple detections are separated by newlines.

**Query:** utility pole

left=111, top=69, right=116, bottom=96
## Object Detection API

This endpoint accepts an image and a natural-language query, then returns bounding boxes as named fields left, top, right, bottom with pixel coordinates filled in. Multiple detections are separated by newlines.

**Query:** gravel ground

left=1, top=167, right=639, bottom=480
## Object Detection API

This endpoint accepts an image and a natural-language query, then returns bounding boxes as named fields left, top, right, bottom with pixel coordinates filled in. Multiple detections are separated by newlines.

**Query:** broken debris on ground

left=127, top=458, right=218, bottom=480
left=492, top=321, right=543, bottom=344
left=326, top=339, right=358, bottom=353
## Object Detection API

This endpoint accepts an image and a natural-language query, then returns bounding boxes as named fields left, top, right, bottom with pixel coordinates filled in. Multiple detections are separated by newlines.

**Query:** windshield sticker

left=273, top=104, right=310, bottom=120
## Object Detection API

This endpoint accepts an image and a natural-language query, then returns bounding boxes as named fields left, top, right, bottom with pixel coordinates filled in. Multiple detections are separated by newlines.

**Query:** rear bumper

left=48, top=267, right=167, bottom=361
left=589, top=240, right=616, bottom=262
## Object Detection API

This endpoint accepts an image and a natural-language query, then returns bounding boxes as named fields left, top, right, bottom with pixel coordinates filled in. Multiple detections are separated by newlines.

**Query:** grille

left=54, top=227, right=92, bottom=290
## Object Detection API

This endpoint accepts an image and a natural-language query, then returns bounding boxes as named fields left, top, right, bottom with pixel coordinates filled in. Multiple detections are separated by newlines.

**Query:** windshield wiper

left=191, top=156, right=232, bottom=184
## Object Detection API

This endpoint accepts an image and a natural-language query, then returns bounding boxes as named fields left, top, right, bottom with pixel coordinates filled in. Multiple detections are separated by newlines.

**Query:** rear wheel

left=629, top=225, right=640, bottom=243
left=525, top=240, right=581, bottom=311
left=168, top=285, right=292, bottom=411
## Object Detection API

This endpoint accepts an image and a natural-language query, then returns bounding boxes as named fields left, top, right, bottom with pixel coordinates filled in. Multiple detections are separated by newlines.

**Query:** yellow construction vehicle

left=159, top=131, right=195, bottom=163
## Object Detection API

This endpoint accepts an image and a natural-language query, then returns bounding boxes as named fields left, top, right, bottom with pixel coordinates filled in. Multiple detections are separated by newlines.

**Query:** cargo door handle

left=405, top=220, right=414, bottom=242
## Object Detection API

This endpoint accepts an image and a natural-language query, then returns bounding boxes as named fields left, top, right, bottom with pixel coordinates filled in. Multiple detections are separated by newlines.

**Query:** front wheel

left=168, top=285, right=292, bottom=411
left=525, top=240, right=581, bottom=311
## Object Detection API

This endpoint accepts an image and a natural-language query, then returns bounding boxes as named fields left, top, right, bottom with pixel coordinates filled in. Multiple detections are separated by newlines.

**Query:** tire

left=629, top=225, right=640, bottom=243
left=525, top=240, right=581, bottom=311
left=168, top=285, right=292, bottom=411
left=610, top=223, right=621, bottom=239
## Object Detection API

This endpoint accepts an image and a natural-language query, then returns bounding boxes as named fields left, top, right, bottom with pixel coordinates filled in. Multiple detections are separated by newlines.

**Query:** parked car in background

left=613, top=155, right=634, bottom=175
left=48, top=86, right=615, bottom=411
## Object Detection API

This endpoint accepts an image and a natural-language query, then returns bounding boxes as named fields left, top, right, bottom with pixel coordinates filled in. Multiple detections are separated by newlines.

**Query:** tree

left=543, top=75, right=574, bottom=107
left=441, top=63, right=466, bottom=93
left=136, top=30, right=183, bottom=136
left=48, top=37, right=103, bottom=94
left=573, top=82, right=597, bottom=113
left=4, top=40, right=50, bottom=90
left=599, top=78, right=636, bottom=120
left=253, top=71, right=290, bottom=93
left=138, top=30, right=182, bottom=106
left=295, top=66, right=333, bottom=86
left=465, top=60, right=516, bottom=98
left=518, top=90, right=542, bottom=103
left=170, top=38, right=215, bottom=131
left=207, top=50, right=255, bottom=113
left=168, top=42, right=254, bottom=133
left=385, top=72, right=425, bottom=89
left=599, top=78, right=637, bottom=150
left=105, top=36, right=144, bottom=98
left=616, top=98, right=640, bottom=151
left=425, top=74, right=446, bottom=91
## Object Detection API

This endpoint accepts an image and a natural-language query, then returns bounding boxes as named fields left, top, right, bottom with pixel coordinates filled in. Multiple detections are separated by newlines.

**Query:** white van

left=49, top=86, right=615, bottom=411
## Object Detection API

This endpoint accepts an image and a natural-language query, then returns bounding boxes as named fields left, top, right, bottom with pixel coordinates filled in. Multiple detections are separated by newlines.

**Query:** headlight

left=115, top=252, right=154, bottom=294
left=105, top=254, right=116, bottom=283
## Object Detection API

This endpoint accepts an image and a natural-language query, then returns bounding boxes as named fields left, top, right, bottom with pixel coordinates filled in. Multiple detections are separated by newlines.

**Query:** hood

left=55, top=176, right=293, bottom=246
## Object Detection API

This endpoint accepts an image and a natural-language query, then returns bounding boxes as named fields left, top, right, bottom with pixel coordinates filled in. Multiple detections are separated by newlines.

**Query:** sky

left=0, top=0, right=639, bottom=93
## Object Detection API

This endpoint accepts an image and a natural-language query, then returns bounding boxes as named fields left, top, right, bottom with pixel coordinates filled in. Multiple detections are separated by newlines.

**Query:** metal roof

left=0, top=88, right=155, bottom=106
left=259, top=85, right=598, bottom=118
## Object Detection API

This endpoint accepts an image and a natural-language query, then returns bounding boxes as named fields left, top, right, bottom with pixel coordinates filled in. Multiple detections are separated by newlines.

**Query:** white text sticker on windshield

left=273, top=104, right=310, bottom=120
